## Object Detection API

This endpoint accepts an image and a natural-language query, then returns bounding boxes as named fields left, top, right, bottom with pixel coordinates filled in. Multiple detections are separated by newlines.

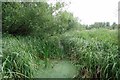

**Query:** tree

left=111, top=22, right=117, bottom=29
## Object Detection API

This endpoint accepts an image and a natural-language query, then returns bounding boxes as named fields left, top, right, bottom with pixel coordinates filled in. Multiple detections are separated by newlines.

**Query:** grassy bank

left=2, top=29, right=120, bottom=79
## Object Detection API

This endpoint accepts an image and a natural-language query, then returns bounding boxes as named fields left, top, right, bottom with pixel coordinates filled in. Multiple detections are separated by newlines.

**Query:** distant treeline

left=82, top=22, right=118, bottom=30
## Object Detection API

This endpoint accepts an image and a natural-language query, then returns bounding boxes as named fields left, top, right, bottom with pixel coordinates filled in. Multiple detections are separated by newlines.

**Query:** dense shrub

left=2, top=3, right=34, bottom=35
left=2, top=2, right=80, bottom=37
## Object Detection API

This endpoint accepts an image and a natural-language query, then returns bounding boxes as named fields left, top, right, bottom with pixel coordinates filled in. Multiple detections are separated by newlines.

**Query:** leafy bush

left=2, top=2, right=80, bottom=37
left=2, top=3, right=34, bottom=35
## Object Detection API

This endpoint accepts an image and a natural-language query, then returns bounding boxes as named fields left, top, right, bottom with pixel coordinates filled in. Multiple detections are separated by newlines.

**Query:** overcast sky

left=48, top=0, right=119, bottom=25
left=65, top=0, right=120, bottom=25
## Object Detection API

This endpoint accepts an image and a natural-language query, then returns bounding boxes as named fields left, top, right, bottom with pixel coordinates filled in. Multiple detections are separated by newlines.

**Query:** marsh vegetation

left=1, top=1, right=120, bottom=79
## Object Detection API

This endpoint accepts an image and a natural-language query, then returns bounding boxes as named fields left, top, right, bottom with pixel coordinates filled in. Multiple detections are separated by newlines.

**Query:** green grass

left=2, top=34, right=62, bottom=78
left=61, top=29, right=119, bottom=78
left=2, top=29, right=120, bottom=79
left=2, top=35, right=35, bottom=78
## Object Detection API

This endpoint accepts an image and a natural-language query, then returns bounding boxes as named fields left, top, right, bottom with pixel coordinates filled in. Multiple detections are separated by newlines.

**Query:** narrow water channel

left=33, top=60, right=78, bottom=78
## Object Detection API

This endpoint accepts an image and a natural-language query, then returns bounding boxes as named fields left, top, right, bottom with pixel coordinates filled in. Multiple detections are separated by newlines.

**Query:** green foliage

left=2, top=1, right=119, bottom=79
left=111, top=22, right=118, bottom=29
left=61, top=29, right=119, bottom=78
left=87, top=22, right=118, bottom=30
left=2, top=35, right=35, bottom=78
left=2, top=2, right=79, bottom=37
left=3, top=3, right=33, bottom=35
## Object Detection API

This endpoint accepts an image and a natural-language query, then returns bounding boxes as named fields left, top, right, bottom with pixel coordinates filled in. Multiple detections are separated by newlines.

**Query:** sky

left=48, top=0, right=120, bottom=25
left=66, top=0, right=120, bottom=25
